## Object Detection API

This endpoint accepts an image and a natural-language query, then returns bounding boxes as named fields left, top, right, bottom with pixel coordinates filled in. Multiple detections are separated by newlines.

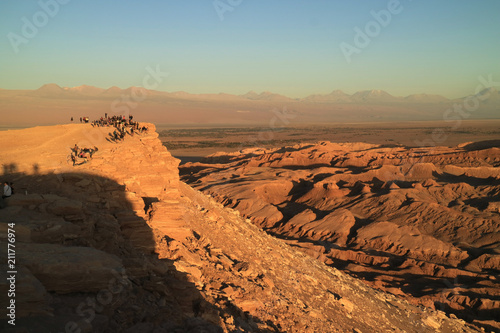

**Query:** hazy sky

left=1, top=0, right=499, bottom=98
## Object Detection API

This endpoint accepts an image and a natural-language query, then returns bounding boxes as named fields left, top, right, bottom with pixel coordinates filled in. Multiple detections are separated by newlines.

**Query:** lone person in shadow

left=2, top=181, right=12, bottom=198
left=0, top=181, right=12, bottom=209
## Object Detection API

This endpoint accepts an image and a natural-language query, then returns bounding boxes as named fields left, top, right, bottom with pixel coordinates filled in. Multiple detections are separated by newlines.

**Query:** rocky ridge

left=0, top=124, right=484, bottom=332
left=181, top=140, right=500, bottom=332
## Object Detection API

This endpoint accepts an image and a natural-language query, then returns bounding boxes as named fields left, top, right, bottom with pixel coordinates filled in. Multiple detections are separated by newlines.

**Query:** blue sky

left=0, top=0, right=499, bottom=98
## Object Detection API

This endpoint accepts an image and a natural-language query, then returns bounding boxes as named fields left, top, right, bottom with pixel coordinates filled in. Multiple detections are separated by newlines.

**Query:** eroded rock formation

left=181, top=140, right=500, bottom=332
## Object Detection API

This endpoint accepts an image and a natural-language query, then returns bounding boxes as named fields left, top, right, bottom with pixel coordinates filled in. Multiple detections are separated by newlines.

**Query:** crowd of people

left=69, top=114, right=149, bottom=166
left=91, top=115, right=148, bottom=137
left=70, top=144, right=98, bottom=166
left=91, top=114, right=131, bottom=128
left=93, top=115, right=149, bottom=142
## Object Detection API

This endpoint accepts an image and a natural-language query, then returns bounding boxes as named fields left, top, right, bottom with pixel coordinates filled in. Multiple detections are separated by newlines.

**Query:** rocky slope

left=181, top=140, right=500, bottom=332
left=0, top=124, right=486, bottom=332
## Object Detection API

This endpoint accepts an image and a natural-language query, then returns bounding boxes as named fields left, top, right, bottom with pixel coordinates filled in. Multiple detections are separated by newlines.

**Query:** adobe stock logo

left=7, top=0, right=71, bottom=54
left=110, top=65, right=169, bottom=118
left=213, top=0, right=243, bottom=21
left=340, top=0, right=410, bottom=64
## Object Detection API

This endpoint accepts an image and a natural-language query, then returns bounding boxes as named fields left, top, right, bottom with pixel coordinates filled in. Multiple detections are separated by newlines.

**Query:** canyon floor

left=0, top=123, right=490, bottom=332
left=178, top=123, right=500, bottom=332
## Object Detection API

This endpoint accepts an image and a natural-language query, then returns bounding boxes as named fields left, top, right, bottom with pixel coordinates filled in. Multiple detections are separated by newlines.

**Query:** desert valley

left=180, top=136, right=500, bottom=331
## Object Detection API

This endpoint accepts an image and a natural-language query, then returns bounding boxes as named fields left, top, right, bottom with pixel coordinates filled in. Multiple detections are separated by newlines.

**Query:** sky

left=0, top=0, right=499, bottom=99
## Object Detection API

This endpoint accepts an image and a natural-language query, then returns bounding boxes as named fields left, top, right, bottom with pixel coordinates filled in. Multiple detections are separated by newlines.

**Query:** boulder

left=16, top=242, right=125, bottom=293
left=47, top=199, right=83, bottom=215
left=7, top=194, right=45, bottom=206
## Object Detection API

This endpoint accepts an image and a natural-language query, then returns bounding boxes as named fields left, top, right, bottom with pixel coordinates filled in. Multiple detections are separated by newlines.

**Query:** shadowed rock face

left=181, top=140, right=500, bottom=331
left=0, top=124, right=485, bottom=332
left=0, top=171, right=204, bottom=332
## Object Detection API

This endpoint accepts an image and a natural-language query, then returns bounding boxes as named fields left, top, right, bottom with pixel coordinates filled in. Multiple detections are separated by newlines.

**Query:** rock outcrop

left=181, top=140, right=500, bottom=332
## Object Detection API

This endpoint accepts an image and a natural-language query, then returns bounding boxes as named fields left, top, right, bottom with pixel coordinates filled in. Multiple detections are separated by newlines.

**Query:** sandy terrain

left=0, top=123, right=134, bottom=176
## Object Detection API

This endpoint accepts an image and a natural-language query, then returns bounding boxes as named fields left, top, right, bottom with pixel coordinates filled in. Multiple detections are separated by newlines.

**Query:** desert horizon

left=1, top=83, right=499, bottom=128
left=0, top=82, right=490, bottom=100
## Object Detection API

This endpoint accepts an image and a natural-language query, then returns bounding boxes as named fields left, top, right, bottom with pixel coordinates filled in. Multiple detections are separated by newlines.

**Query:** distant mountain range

left=15, top=83, right=477, bottom=102
left=1, top=84, right=498, bottom=126
left=15, top=83, right=498, bottom=105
